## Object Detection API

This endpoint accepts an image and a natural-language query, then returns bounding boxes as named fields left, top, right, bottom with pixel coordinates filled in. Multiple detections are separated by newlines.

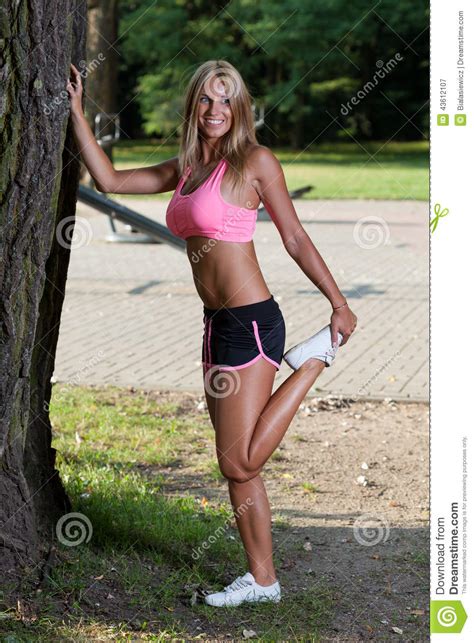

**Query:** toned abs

left=186, top=237, right=271, bottom=309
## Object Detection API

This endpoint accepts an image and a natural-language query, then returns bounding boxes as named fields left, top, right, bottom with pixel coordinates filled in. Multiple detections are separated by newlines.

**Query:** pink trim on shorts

left=202, top=318, right=208, bottom=366
left=219, top=354, right=264, bottom=371
left=201, top=317, right=281, bottom=372
left=207, top=318, right=212, bottom=364
left=252, top=320, right=281, bottom=368
left=202, top=318, right=214, bottom=373
left=202, top=363, right=214, bottom=375
left=218, top=319, right=280, bottom=371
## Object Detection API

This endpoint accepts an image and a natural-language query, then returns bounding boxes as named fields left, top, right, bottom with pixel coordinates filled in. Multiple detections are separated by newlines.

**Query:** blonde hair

left=178, top=60, right=258, bottom=194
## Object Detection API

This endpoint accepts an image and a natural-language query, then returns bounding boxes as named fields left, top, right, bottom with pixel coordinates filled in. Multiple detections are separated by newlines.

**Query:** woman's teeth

left=205, top=119, right=224, bottom=126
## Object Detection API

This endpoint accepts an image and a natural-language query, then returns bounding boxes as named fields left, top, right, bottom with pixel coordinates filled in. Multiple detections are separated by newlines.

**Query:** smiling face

left=197, top=75, right=233, bottom=140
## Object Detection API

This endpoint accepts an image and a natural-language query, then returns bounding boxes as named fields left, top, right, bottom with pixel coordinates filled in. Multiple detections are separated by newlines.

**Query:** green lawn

left=108, top=140, right=428, bottom=201
left=0, top=384, right=335, bottom=640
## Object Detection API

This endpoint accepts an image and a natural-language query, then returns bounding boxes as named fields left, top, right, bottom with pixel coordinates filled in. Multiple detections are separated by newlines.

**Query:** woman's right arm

left=67, top=63, right=178, bottom=194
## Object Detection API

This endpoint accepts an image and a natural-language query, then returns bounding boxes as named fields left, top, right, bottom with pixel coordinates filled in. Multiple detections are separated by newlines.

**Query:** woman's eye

left=200, top=96, right=230, bottom=104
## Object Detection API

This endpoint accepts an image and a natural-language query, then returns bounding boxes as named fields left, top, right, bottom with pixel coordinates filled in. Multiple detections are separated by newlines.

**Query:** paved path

left=53, top=198, right=428, bottom=401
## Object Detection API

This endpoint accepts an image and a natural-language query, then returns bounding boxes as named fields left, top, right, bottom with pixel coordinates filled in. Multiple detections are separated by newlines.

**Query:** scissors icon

left=430, top=203, right=449, bottom=233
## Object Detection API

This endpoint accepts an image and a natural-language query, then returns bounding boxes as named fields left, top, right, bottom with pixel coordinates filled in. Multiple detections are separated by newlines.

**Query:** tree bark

left=0, top=0, right=87, bottom=595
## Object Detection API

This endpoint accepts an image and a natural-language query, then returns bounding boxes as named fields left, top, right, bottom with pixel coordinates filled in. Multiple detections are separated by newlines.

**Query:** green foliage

left=117, top=0, right=428, bottom=144
left=109, top=140, right=429, bottom=200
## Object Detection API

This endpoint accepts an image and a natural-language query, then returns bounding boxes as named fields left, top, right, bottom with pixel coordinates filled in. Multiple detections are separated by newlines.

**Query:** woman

left=67, top=60, right=357, bottom=607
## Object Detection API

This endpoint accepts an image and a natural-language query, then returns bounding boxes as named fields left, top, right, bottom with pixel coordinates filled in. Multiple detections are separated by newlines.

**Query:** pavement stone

left=52, top=197, right=428, bottom=401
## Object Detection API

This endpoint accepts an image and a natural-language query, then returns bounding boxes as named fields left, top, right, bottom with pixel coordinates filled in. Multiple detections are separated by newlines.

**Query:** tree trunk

left=0, top=0, right=87, bottom=596
left=86, top=0, right=119, bottom=120
left=82, top=0, right=119, bottom=183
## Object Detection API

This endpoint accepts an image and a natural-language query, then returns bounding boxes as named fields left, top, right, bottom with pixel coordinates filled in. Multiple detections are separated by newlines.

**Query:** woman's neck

left=199, top=138, right=223, bottom=165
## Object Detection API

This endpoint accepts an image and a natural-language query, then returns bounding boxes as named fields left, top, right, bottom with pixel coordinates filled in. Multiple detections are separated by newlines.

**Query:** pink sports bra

left=165, top=158, right=258, bottom=242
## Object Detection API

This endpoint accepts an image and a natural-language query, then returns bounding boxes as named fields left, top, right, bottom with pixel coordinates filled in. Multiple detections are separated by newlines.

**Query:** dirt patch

left=158, top=394, right=430, bottom=641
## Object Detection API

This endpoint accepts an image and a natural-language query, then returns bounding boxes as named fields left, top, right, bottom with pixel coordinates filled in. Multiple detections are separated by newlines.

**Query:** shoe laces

left=326, top=344, right=337, bottom=357
left=224, top=575, right=252, bottom=592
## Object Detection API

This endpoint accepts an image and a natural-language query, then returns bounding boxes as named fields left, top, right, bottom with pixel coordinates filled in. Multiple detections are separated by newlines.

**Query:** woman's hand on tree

left=66, top=63, right=84, bottom=116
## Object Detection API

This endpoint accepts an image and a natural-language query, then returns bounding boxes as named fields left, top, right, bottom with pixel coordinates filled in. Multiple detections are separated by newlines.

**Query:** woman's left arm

left=250, top=146, right=357, bottom=347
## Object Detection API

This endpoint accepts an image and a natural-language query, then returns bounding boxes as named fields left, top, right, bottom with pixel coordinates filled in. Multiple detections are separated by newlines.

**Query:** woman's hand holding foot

left=330, top=301, right=357, bottom=348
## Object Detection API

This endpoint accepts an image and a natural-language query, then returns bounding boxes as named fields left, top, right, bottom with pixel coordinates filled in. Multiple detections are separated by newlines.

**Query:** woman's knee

left=218, top=457, right=262, bottom=483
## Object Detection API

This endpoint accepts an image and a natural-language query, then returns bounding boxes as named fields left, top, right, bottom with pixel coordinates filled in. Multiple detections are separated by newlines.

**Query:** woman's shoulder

left=247, top=143, right=271, bottom=158
left=246, top=145, right=280, bottom=177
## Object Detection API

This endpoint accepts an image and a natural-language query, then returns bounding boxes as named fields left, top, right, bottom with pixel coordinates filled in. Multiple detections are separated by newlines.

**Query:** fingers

left=67, top=63, right=83, bottom=96
left=66, top=78, right=76, bottom=95
left=330, top=325, right=339, bottom=349
left=68, top=63, right=82, bottom=85
left=351, top=315, right=358, bottom=334
left=337, top=324, right=356, bottom=347
left=330, top=309, right=358, bottom=349
left=333, top=330, right=348, bottom=347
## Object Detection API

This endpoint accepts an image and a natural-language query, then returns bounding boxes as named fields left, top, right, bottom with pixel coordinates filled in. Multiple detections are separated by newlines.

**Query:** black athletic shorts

left=202, top=294, right=286, bottom=374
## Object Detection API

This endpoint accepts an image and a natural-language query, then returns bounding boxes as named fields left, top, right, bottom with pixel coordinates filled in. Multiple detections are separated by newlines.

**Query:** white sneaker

left=204, top=571, right=281, bottom=607
left=283, top=324, right=344, bottom=370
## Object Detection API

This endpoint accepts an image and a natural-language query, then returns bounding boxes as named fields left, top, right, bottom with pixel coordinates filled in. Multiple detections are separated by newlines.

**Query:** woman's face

left=197, top=76, right=233, bottom=140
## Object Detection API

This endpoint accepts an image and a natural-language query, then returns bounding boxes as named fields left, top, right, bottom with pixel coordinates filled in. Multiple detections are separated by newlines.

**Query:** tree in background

left=117, top=0, right=428, bottom=146
left=86, top=0, right=119, bottom=130
left=77, top=0, right=120, bottom=184
left=0, top=0, right=86, bottom=594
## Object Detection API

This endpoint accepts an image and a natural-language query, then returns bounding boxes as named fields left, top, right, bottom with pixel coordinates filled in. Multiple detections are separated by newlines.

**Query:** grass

left=300, top=482, right=319, bottom=494
left=106, top=139, right=428, bottom=201
left=409, top=550, right=430, bottom=567
left=291, top=433, right=309, bottom=442
left=0, top=384, right=337, bottom=640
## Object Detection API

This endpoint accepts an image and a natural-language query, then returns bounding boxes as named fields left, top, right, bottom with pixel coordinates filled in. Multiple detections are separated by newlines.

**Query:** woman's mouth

left=204, top=118, right=224, bottom=127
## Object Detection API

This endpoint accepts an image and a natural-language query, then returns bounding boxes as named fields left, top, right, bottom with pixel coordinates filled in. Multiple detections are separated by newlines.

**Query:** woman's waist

left=198, top=277, right=272, bottom=311
left=189, top=258, right=268, bottom=309
left=202, top=289, right=282, bottom=323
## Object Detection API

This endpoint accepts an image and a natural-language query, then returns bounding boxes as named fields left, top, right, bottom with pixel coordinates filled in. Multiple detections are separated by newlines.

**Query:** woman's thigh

left=211, top=358, right=276, bottom=472
left=203, top=365, right=218, bottom=430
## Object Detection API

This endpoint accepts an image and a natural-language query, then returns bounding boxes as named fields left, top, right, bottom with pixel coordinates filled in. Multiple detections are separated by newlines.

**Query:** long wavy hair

left=178, top=60, right=258, bottom=195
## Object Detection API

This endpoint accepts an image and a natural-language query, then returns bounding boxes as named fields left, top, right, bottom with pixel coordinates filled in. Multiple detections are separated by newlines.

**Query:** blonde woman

left=67, top=59, right=357, bottom=607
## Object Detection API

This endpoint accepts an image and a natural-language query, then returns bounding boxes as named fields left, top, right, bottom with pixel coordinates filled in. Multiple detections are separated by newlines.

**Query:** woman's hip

left=202, top=294, right=286, bottom=371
